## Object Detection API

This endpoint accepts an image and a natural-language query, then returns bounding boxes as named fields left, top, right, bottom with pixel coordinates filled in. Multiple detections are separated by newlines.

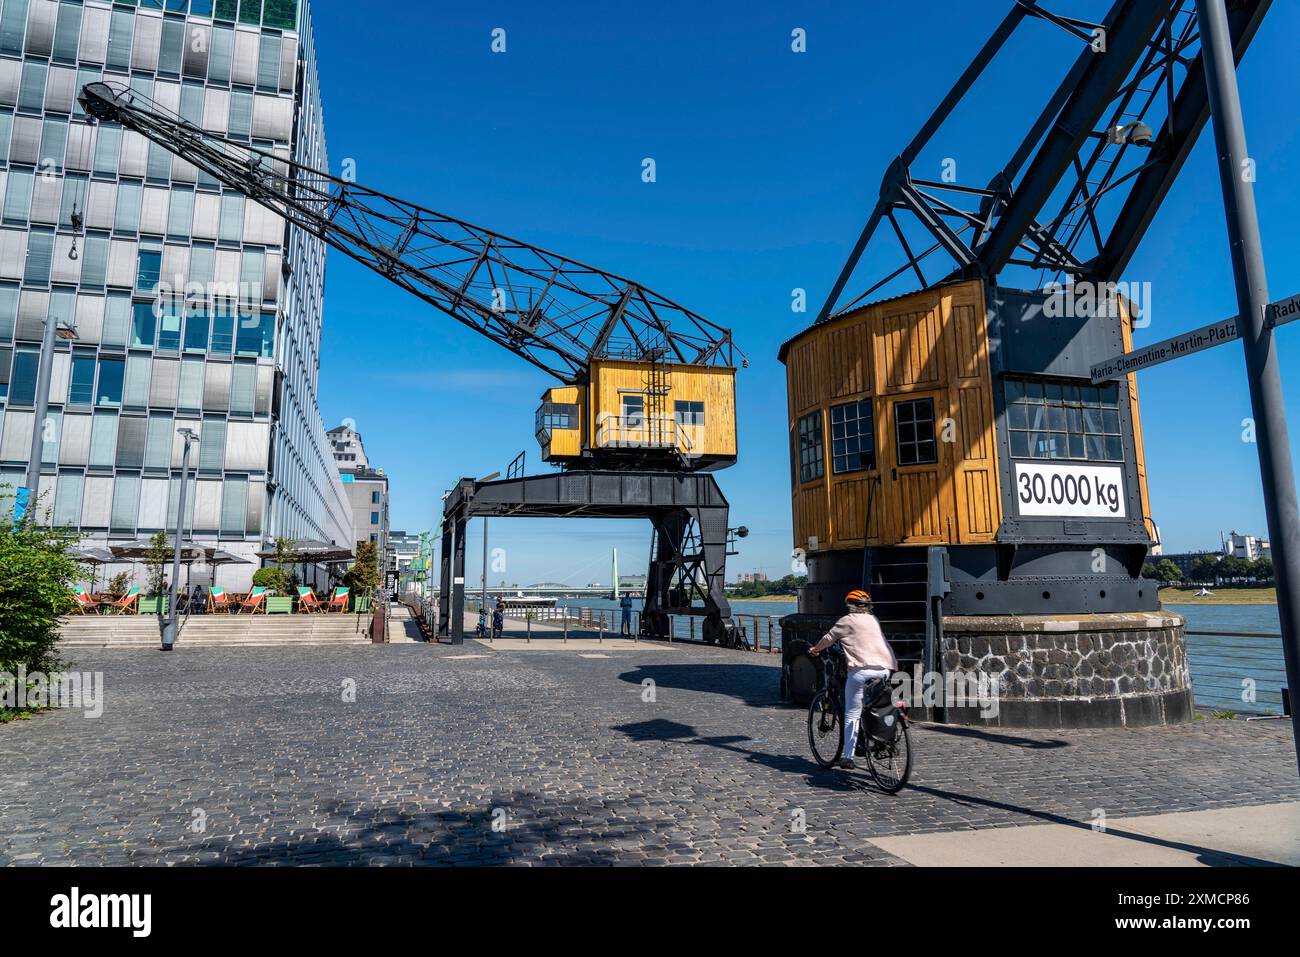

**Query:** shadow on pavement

left=924, top=725, right=1071, bottom=750
left=617, top=663, right=783, bottom=708
left=168, top=791, right=679, bottom=866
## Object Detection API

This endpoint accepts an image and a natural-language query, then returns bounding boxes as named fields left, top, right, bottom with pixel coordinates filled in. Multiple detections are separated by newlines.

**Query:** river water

left=532, top=596, right=1288, bottom=715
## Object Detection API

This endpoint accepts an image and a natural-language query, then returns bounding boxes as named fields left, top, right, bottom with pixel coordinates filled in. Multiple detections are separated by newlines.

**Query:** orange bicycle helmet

left=846, top=589, right=871, bottom=606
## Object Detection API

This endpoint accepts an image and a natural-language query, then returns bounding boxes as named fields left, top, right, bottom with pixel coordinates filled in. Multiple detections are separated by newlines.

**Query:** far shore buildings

left=0, top=0, right=349, bottom=593
left=328, top=421, right=389, bottom=569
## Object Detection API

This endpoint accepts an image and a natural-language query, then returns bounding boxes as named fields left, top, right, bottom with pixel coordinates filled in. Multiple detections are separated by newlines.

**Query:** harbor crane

left=79, top=80, right=748, bottom=646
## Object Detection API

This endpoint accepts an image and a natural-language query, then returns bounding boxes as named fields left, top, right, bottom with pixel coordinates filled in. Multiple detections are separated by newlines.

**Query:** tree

left=1219, top=556, right=1250, bottom=583
left=0, top=503, right=80, bottom=717
left=344, top=541, right=380, bottom=594
left=1188, top=556, right=1220, bottom=584
left=143, top=530, right=169, bottom=597
left=1153, top=559, right=1183, bottom=584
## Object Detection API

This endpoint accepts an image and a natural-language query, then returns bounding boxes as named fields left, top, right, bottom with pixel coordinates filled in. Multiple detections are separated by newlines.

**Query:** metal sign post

left=1090, top=292, right=1300, bottom=383
left=1197, top=0, right=1300, bottom=775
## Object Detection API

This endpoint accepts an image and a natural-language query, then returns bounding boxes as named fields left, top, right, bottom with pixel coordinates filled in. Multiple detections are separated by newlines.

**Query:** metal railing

left=593, top=414, right=698, bottom=453
left=1184, top=629, right=1290, bottom=717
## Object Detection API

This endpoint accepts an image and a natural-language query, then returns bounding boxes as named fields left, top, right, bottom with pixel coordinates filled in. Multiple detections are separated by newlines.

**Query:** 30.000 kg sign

left=1013, top=463, right=1126, bottom=518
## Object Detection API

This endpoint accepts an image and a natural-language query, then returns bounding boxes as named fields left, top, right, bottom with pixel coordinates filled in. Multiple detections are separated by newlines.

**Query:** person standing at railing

left=491, top=598, right=505, bottom=640
left=620, top=593, right=633, bottom=635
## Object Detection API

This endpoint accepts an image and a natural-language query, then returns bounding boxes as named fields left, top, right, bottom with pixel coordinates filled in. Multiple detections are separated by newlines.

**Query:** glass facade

left=0, top=0, right=350, bottom=586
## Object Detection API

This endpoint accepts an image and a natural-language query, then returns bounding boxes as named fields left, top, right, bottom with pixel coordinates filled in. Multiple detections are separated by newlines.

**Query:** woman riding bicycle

left=808, top=589, right=897, bottom=770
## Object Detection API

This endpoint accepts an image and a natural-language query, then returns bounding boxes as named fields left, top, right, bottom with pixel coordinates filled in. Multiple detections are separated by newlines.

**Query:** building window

left=136, top=247, right=162, bottom=293
left=130, top=302, right=157, bottom=349
left=68, top=354, right=96, bottom=406
left=674, top=400, right=705, bottom=426
left=830, top=398, right=875, bottom=474
left=235, top=312, right=275, bottom=358
left=621, top=394, right=645, bottom=428
left=184, top=308, right=209, bottom=352
left=1006, top=378, right=1123, bottom=462
left=370, top=511, right=379, bottom=525
left=894, top=398, right=937, bottom=466
left=797, top=410, right=824, bottom=483
left=96, top=358, right=125, bottom=406
left=9, top=348, right=38, bottom=406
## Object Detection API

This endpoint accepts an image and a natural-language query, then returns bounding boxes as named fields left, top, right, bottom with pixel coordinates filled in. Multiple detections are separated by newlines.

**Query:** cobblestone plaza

left=2, top=642, right=1295, bottom=865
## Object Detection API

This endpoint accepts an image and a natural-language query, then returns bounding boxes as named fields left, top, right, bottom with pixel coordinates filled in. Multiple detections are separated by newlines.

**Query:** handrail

left=594, top=413, right=697, bottom=452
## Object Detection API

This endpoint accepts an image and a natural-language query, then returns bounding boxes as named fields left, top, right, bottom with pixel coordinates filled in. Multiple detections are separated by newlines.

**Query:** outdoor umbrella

left=203, top=548, right=251, bottom=595
left=255, top=539, right=354, bottom=591
left=71, top=546, right=116, bottom=594
left=110, top=539, right=205, bottom=591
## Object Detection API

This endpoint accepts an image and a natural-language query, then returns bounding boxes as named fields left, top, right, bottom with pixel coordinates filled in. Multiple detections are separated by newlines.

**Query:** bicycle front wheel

left=807, top=691, right=843, bottom=769
left=866, top=721, right=912, bottom=793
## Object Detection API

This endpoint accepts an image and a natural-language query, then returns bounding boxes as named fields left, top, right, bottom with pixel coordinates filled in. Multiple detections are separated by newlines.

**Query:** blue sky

left=308, top=1, right=1296, bottom=584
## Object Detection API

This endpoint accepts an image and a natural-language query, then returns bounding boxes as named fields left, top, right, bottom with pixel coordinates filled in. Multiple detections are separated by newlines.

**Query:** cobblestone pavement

left=1, top=642, right=1295, bottom=865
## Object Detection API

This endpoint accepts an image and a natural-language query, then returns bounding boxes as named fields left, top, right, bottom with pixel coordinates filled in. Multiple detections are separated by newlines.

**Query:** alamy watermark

left=1, top=666, right=104, bottom=718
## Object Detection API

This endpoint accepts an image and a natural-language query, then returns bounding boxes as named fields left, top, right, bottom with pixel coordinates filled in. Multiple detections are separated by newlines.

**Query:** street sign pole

left=1197, top=0, right=1300, bottom=774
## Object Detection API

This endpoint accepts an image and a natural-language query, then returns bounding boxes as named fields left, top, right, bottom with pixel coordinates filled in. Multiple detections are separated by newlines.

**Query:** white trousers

left=844, top=667, right=891, bottom=760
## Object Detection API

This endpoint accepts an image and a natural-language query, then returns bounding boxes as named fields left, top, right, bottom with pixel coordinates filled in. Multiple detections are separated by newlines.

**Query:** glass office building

left=0, top=0, right=350, bottom=589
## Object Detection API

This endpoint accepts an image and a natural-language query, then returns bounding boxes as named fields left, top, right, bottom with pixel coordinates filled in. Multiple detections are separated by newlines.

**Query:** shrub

left=143, top=530, right=169, bottom=597
left=0, top=507, right=80, bottom=720
left=105, top=571, right=131, bottom=595
left=252, top=567, right=287, bottom=593
left=343, top=541, right=380, bottom=594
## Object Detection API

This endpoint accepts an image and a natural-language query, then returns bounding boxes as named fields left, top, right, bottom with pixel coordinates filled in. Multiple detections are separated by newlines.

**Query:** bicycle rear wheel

left=807, top=691, right=843, bottom=769
left=866, top=722, right=912, bottom=793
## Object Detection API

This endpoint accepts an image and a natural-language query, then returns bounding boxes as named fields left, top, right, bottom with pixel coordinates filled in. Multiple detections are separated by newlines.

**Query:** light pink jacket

left=812, top=610, right=897, bottom=671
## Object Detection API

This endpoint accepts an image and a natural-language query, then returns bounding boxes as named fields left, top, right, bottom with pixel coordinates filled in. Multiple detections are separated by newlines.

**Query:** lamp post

left=162, top=428, right=198, bottom=651
left=24, top=317, right=78, bottom=500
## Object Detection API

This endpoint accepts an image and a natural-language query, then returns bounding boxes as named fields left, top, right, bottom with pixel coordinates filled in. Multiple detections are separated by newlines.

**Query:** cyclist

left=808, top=589, right=896, bottom=770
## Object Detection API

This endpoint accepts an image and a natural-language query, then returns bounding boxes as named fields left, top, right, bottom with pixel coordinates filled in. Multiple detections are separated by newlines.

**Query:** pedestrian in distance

left=620, top=593, right=633, bottom=635
left=492, top=597, right=505, bottom=640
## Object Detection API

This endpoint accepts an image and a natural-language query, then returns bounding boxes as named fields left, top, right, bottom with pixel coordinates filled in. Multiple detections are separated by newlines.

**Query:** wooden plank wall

left=785, top=279, right=1001, bottom=554
left=589, top=360, right=737, bottom=458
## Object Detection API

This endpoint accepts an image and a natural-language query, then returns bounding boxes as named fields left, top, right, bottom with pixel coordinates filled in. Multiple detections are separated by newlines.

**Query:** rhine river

left=531, top=597, right=1288, bottom=716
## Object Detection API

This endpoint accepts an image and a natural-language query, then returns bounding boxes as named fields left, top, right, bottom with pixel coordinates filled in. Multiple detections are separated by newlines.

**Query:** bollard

left=598, top=622, right=604, bottom=643
left=767, top=618, right=774, bottom=654
left=563, top=617, right=568, bottom=643
left=527, top=617, right=531, bottom=643
left=690, top=617, right=695, bottom=642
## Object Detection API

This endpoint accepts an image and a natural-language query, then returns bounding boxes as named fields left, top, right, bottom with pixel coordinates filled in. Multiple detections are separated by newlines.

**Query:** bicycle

left=806, top=645, right=913, bottom=793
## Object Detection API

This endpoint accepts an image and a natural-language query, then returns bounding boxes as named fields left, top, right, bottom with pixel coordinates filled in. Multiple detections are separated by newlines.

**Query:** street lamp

left=162, top=428, right=199, bottom=651
left=24, top=317, right=78, bottom=501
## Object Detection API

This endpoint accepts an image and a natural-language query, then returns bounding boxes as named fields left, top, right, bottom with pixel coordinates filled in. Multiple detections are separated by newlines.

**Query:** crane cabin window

left=1005, top=378, right=1123, bottom=462
left=830, top=398, right=875, bottom=474
left=674, top=400, right=705, bottom=427
left=893, top=398, right=937, bottom=466
left=535, top=401, right=578, bottom=438
left=621, top=394, right=645, bottom=429
left=797, top=411, right=824, bottom=483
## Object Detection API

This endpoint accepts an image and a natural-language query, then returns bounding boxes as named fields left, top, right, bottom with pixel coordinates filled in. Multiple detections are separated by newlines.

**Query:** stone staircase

left=58, top=612, right=375, bottom=649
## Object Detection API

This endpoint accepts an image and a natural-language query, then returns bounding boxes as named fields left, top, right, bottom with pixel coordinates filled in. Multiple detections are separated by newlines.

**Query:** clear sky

left=307, top=1, right=1296, bottom=585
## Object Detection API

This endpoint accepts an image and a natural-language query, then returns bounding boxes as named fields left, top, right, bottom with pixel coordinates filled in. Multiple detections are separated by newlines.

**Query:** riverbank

left=1161, top=586, right=1277, bottom=605
left=725, top=593, right=799, bottom=603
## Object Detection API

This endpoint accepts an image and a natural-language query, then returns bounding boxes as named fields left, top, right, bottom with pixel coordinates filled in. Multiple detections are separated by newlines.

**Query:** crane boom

left=78, top=81, right=739, bottom=384
left=816, top=0, right=1272, bottom=321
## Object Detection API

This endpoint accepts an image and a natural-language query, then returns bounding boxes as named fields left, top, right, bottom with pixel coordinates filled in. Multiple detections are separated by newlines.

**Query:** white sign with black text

left=1014, top=462, right=1126, bottom=518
